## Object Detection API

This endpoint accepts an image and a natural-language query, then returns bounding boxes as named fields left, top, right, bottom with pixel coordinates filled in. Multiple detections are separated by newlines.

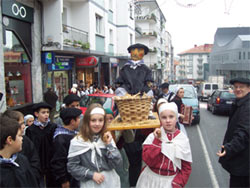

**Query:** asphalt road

left=185, top=102, right=230, bottom=188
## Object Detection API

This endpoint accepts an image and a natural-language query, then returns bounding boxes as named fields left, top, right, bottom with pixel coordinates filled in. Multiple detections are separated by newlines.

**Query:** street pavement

left=185, top=102, right=230, bottom=188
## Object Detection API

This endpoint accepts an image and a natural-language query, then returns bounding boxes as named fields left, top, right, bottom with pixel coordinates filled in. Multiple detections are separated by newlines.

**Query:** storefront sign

left=2, top=0, right=34, bottom=23
left=47, top=56, right=74, bottom=71
left=76, top=56, right=98, bottom=67
left=42, top=52, right=54, bottom=64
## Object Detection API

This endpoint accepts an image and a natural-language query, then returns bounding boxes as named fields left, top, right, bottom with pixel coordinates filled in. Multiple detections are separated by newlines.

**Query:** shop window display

left=4, top=30, right=32, bottom=107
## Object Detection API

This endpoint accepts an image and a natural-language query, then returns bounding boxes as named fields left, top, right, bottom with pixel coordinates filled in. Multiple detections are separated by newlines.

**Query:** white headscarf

left=158, top=102, right=178, bottom=118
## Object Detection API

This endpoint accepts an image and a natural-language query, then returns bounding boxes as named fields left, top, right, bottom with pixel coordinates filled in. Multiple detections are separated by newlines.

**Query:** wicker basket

left=115, top=94, right=152, bottom=123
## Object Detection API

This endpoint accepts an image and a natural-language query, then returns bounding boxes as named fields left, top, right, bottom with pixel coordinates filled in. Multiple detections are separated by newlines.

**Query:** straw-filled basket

left=114, top=93, right=152, bottom=123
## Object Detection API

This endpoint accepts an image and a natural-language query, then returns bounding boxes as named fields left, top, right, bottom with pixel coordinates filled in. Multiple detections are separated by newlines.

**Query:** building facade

left=134, top=0, right=171, bottom=85
left=209, top=27, right=250, bottom=84
left=0, top=0, right=135, bottom=112
left=177, top=44, right=213, bottom=82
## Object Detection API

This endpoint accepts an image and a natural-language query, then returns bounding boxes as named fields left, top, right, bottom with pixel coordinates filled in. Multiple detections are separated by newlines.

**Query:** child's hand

left=153, top=128, right=161, bottom=139
left=93, top=172, right=105, bottom=184
left=103, top=131, right=112, bottom=144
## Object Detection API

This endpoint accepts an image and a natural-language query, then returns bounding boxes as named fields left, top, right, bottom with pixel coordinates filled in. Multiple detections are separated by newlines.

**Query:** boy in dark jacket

left=0, top=116, right=38, bottom=187
left=25, top=102, right=57, bottom=187
left=51, top=107, right=82, bottom=187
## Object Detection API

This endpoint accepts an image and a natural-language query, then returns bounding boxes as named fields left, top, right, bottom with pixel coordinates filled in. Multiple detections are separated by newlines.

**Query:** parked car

left=207, top=90, right=236, bottom=115
left=79, top=93, right=116, bottom=115
left=197, top=82, right=219, bottom=101
left=169, top=84, right=200, bottom=125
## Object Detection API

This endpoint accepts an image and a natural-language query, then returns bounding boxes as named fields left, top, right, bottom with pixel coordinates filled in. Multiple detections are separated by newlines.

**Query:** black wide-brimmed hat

left=32, top=102, right=52, bottom=112
left=230, top=77, right=250, bottom=85
left=127, top=43, right=149, bottom=55
left=160, top=83, right=169, bottom=89
left=63, top=94, right=81, bottom=106
left=60, top=108, right=82, bottom=122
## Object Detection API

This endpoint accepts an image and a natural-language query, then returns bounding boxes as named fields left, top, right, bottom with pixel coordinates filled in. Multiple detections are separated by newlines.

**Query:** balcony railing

left=197, top=69, right=203, bottom=75
left=63, top=24, right=89, bottom=49
left=141, top=30, right=157, bottom=37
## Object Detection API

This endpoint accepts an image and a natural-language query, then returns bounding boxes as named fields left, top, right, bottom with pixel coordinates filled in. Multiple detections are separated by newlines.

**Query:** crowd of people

left=0, top=77, right=249, bottom=187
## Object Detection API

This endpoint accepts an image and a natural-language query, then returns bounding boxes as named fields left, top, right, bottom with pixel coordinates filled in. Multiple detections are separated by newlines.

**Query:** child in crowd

left=105, top=108, right=134, bottom=188
left=67, top=103, right=122, bottom=188
left=0, top=116, right=39, bottom=187
left=50, top=108, right=82, bottom=188
left=136, top=102, right=192, bottom=188
left=25, top=102, right=57, bottom=187
left=24, top=114, right=35, bottom=126
left=55, top=94, right=82, bottom=127
left=23, top=114, right=34, bottom=134
left=2, top=110, right=41, bottom=184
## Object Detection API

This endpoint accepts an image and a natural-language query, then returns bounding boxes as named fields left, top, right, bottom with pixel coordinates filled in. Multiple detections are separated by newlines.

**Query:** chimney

left=194, top=44, right=197, bottom=48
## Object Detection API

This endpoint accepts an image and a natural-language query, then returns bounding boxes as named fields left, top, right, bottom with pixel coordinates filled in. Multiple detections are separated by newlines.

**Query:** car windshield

left=80, top=96, right=112, bottom=109
left=169, top=85, right=196, bottom=98
left=221, top=91, right=236, bottom=99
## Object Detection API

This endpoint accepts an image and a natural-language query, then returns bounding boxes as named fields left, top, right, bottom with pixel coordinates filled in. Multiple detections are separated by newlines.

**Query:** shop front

left=42, top=52, right=74, bottom=105
left=2, top=0, right=33, bottom=109
left=76, top=56, right=98, bottom=87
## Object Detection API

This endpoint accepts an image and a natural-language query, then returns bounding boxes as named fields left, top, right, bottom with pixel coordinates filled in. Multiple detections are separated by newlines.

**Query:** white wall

left=43, top=0, right=62, bottom=45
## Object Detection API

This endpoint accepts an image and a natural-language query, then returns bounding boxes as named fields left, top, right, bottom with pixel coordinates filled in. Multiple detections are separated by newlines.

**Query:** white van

left=198, top=82, right=219, bottom=101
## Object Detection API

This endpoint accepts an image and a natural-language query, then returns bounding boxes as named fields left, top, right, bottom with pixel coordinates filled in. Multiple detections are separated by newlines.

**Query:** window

left=248, top=52, right=250, bottom=59
left=239, top=52, right=241, bottom=60
left=129, top=4, right=133, bottom=18
left=130, top=34, right=133, bottom=45
left=212, top=84, right=218, bottom=90
left=109, top=0, right=113, bottom=10
left=243, top=52, right=246, bottom=59
left=96, top=14, right=102, bottom=34
left=109, top=29, right=113, bottom=44
left=4, top=30, right=32, bottom=107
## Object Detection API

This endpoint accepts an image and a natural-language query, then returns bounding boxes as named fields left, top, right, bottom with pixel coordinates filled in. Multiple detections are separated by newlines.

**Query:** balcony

left=63, top=24, right=89, bottom=50
left=197, top=64, right=203, bottom=68
left=149, top=47, right=157, bottom=53
left=135, top=13, right=157, bottom=23
left=197, top=69, right=203, bottom=75
left=140, top=30, right=157, bottom=38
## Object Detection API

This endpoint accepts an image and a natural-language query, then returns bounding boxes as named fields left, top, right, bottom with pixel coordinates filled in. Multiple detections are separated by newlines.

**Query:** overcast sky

left=156, top=0, right=250, bottom=56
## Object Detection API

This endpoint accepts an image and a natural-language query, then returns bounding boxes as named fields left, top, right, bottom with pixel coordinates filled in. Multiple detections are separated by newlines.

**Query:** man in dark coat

left=217, top=77, right=250, bottom=188
left=115, top=43, right=154, bottom=96
left=44, top=87, right=58, bottom=123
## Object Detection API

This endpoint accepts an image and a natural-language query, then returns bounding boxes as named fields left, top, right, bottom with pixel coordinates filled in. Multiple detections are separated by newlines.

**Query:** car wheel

left=207, top=104, right=210, bottom=111
left=212, top=106, right=217, bottom=114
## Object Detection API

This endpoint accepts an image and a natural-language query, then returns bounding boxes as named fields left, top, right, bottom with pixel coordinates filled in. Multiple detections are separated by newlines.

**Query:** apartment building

left=134, top=0, right=170, bottom=85
left=177, top=44, right=213, bottom=82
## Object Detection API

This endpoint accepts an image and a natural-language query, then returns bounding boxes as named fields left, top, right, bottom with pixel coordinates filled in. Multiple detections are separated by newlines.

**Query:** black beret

left=127, top=43, right=149, bottom=55
left=63, top=94, right=81, bottom=106
left=60, top=108, right=82, bottom=122
left=160, top=83, right=169, bottom=89
left=230, top=77, right=250, bottom=85
left=32, top=102, right=52, bottom=112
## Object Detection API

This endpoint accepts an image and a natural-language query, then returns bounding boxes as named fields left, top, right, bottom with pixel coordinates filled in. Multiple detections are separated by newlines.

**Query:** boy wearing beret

left=25, top=102, right=57, bottom=187
left=51, top=108, right=82, bottom=188
left=54, top=94, right=83, bottom=127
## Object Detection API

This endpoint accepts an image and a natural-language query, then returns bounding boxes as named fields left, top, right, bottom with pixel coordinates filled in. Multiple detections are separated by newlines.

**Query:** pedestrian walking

left=217, top=77, right=250, bottom=188
left=136, top=102, right=192, bottom=188
left=67, top=103, right=122, bottom=188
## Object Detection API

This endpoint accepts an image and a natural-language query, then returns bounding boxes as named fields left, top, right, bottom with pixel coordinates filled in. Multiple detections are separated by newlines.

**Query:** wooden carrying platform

left=107, top=112, right=160, bottom=131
